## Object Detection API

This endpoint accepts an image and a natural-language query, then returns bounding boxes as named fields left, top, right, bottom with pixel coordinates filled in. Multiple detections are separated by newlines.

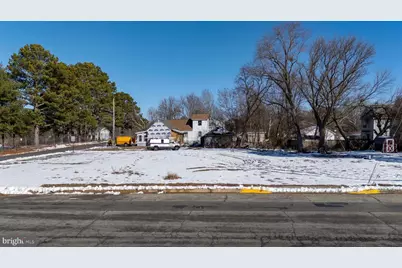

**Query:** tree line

left=147, top=89, right=224, bottom=122
left=148, top=23, right=402, bottom=152
left=0, top=44, right=147, bottom=148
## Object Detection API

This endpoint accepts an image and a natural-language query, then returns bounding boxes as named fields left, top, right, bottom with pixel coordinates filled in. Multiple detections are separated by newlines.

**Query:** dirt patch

left=164, top=173, right=182, bottom=180
left=0, top=148, right=36, bottom=156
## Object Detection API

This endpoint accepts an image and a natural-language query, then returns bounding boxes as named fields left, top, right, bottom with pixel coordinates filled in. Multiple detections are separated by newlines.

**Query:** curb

left=2, top=184, right=402, bottom=195
left=348, top=189, right=381, bottom=195
left=240, top=189, right=272, bottom=194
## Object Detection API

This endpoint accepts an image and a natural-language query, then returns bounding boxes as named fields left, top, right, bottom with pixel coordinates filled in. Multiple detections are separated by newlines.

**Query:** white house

left=135, top=131, right=148, bottom=147
left=94, top=128, right=110, bottom=141
left=361, top=106, right=392, bottom=140
left=135, top=121, right=171, bottom=146
left=185, top=114, right=211, bottom=144
left=301, top=126, right=344, bottom=141
left=246, top=131, right=266, bottom=144
left=135, top=114, right=212, bottom=146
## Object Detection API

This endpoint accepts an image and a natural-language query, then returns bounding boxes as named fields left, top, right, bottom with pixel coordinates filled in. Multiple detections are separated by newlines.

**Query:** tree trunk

left=12, top=134, right=16, bottom=149
left=295, top=128, right=303, bottom=153
left=267, top=118, right=272, bottom=143
left=1, top=134, right=4, bottom=151
left=318, top=124, right=326, bottom=152
left=53, top=130, right=57, bottom=147
left=33, top=101, right=40, bottom=148
left=334, top=120, right=351, bottom=151
left=34, top=125, right=40, bottom=148
left=78, top=128, right=82, bottom=143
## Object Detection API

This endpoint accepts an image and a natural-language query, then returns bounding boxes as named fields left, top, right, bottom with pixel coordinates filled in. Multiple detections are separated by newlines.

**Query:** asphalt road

left=0, top=143, right=105, bottom=161
left=1, top=193, right=402, bottom=247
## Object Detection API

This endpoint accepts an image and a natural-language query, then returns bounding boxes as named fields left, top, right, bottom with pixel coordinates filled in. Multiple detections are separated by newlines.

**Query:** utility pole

left=112, top=95, right=116, bottom=145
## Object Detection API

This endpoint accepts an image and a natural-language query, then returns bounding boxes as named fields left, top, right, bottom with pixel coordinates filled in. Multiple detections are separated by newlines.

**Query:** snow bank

left=2, top=184, right=402, bottom=195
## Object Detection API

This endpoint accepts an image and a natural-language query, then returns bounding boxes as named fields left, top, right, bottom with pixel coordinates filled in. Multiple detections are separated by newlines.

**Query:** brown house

left=164, top=119, right=192, bottom=144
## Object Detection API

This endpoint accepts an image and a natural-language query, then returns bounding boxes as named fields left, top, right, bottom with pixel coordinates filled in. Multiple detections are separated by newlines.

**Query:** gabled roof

left=191, top=114, right=210, bottom=120
left=164, top=119, right=192, bottom=132
left=203, top=127, right=234, bottom=137
left=301, top=125, right=344, bottom=140
left=136, top=120, right=156, bottom=132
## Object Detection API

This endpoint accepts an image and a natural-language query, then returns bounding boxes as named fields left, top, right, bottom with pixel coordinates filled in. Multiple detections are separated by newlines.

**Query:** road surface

left=0, top=143, right=105, bottom=161
left=1, top=193, right=402, bottom=246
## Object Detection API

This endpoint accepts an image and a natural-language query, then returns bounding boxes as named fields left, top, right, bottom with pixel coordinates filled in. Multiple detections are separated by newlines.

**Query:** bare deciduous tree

left=217, top=88, right=241, bottom=133
left=180, top=93, right=205, bottom=117
left=217, top=65, right=271, bottom=146
left=147, top=96, right=182, bottom=121
left=300, top=36, right=392, bottom=152
left=392, top=91, right=402, bottom=145
left=256, top=22, right=308, bottom=152
left=235, top=65, right=271, bottom=145
left=200, top=89, right=214, bottom=115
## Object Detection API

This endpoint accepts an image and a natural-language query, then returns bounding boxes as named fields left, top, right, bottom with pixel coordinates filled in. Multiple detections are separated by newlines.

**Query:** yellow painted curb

left=240, top=189, right=272, bottom=194
left=349, top=189, right=381, bottom=195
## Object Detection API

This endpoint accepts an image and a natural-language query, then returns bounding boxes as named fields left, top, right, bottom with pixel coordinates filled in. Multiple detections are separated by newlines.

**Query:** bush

left=164, top=173, right=181, bottom=180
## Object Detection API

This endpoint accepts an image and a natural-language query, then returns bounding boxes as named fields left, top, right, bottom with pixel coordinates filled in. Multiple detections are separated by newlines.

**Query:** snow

left=301, top=126, right=343, bottom=140
left=1, top=148, right=402, bottom=194
left=0, top=141, right=102, bottom=156
left=35, top=142, right=102, bottom=151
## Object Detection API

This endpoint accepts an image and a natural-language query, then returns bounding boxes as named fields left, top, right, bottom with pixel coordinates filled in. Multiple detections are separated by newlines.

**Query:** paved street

left=0, top=143, right=105, bottom=161
left=1, top=193, right=402, bottom=246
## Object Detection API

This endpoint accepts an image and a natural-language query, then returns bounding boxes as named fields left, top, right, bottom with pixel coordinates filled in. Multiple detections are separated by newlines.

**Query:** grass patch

left=164, top=172, right=182, bottom=180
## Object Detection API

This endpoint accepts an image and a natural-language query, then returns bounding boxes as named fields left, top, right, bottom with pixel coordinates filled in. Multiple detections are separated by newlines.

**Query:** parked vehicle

left=131, top=136, right=137, bottom=146
left=146, top=138, right=180, bottom=151
left=115, top=136, right=133, bottom=146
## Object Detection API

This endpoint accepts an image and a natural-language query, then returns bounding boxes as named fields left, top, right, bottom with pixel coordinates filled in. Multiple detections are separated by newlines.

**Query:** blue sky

left=0, top=22, right=401, bottom=117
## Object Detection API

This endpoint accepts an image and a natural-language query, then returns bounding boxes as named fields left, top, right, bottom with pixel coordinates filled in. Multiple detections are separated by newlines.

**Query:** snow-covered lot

left=1, top=148, right=402, bottom=190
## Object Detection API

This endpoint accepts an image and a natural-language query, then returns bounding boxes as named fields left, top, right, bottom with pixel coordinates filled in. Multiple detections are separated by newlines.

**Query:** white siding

left=136, top=121, right=171, bottom=146
left=95, top=128, right=110, bottom=141
left=361, top=117, right=391, bottom=140
left=187, top=119, right=210, bottom=144
left=146, top=122, right=171, bottom=139
left=247, top=132, right=265, bottom=143
left=135, top=131, right=147, bottom=146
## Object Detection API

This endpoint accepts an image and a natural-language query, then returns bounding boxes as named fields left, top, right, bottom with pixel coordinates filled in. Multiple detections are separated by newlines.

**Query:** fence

left=1, top=130, right=104, bottom=151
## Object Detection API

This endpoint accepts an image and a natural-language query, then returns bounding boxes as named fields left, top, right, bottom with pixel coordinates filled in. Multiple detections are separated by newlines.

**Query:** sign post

left=71, top=136, right=76, bottom=153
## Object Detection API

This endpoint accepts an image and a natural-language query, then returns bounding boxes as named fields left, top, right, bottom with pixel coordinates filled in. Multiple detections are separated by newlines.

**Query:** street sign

left=70, top=136, right=76, bottom=143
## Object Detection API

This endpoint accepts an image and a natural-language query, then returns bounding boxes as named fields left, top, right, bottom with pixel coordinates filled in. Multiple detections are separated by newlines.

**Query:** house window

left=139, top=136, right=142, bottom=142
left=198, top=120, right=202, bottom=126
left=363, top=119, right=369, bottom=129
left=198, top=131, right=202, bottom=137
